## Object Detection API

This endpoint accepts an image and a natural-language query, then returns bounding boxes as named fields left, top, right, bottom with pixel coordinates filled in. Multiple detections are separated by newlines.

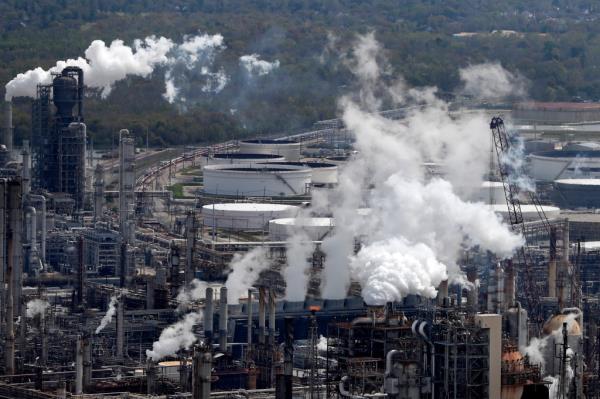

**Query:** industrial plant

left=2, top=61, right=600, bottom=399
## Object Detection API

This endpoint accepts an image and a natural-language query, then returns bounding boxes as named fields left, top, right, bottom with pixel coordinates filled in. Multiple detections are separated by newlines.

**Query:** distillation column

left=119, top=129, right=135, bottom=243
left=93, top=164, right=104, bottom=222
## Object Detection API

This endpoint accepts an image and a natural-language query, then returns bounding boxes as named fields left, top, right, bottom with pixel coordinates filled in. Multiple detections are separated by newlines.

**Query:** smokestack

left=219, top=287, right=228, bottom=352
left=119, top=129, right=135, bottom=244
left=116, top=297, right=124, bottom=361
left=276, top=317, right=293, bottom=399
left=549, top=227, right=557, bottom=298
left=179, top=356, right=190, bottom=392
left=268, top=289, right=276, bottom=347
left=75, top=336, right=83, bottom=394
left=192, top=345, right=212, bottom=399
left=21, top=141, right=31, bottom=195
left=466, top=266, right=478, bottom=313
left=259, top=287, right=266, bottom=345
left=93, top=164, right=104, bottom=222
left=247, top=289, right=253, bottom=349
left=146, top=360, right=156, bottom=395
left=204, top=287, right=213, bottom=344
left=82, top=333, right=92, bottom=391
left=4, top=101, right=13, bottom=155
left=185, top=212, right=196, bottom=286
left=504, top=261, right=515, bottom=309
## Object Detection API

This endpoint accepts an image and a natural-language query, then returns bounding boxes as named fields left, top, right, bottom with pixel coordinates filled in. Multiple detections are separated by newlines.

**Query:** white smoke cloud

left=240, top=54, right=280, bottom=77
left=26, top=299, right=49, bottom=318
left=317, top=335, right=328, bottom=352
left=95, top=295, right=118, bottom=334
left=283, top=230, right=315, bottom=301
left=225, top=247, right=270, bottom=304
left=5, top=36, right=174, bottom=101
left=317, top=33, right=523, bottom=305
left=146, top=312, right=202, bottom=361
left=176, top=278, right=208, bottom=309
left=459, top=62, right=528, bottom=101
left=5, top=33, right=228, bottom=104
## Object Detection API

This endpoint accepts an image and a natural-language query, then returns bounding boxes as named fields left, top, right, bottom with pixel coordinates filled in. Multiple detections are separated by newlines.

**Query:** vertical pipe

left=146, top=360, right=156, bottom=395
left=466, top=266, right=478, bottom=313
left=560, top=221, right=570, bottom=308
left=259, top=287, right=266, bottom=345
left=219, top=287, right=228, bottom=352
left=268, top=288, right=276, bottom=345
left=40, top=310, right=48, bottom=366
left=185, top=212, right=196, bottom=286
left=75, top=336, right=83, bottom=395
left=82, top=333, right=92, bottom=391
left=204, top=287, right=213, bottom=344
left=504, top=260, right=516, bottom=309
left=116, top=297, right=124, bottom=361
left=276, top=317, right=293, bottom=399
left=549, top=227, right=557, bottom=298
left=4, top=101, right=13, bottom=155
left=247, top=289, right=253, bottom=349
left=21, top=141, right=31, bottom=195
left=93, top=164, right=104, bottom=222
left=192, top=345, right=212, bottom=399
left=77, top=237, right=85, bottom=308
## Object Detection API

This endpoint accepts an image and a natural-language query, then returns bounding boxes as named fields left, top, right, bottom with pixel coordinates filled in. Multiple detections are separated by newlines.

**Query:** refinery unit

left=3, top=65, right=600, bottom=399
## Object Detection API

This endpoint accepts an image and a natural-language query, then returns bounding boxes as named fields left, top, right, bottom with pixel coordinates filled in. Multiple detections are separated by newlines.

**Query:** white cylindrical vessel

left=207, top=153, right=285, bottom=165
left=203, top=163, right=312, bottom=197
left=202, top=203, right=300, bottom=231
left=239, top=139, right=302, bottom=161
left=490, top=204, right=561, bottom=221
left=529, top=150, right=600, bottom=182
left=261, top=161, right=338, bottom=185
left=268, top=217, right=335, bottom=241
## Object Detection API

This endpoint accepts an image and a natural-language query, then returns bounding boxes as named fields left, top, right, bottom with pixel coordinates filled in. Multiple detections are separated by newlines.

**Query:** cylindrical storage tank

left=260, top=162, right=338, bottom=185
left=202, top=203, right=300, bottom=231
left=471, top=181, right=506, bottom=204
left=268, top=217, right=334, bottom=241
left=529, top=150, right=600, bottom=182
left=207, top=153, right=285, bottom=165
left=554, top=179, right=600, bottom=208
left=239, top=139, right=302, bottom=161
left=490, top=204, right=561, bottom=221
left=203, top=163, right=312, bottom=197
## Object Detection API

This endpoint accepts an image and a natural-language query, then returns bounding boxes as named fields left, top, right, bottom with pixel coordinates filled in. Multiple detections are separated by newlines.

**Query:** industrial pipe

left=219, top=287, right=228, bottom=352
left=259, top=287, right=266, bottom=345
left=116, top=296, right=124, bottom=361
left=204, top=287, right=214, bottom=343
left=268, top=289, right=276, bottom=347
left=27, top=194, right=46, bottom=263
left=4, top=101, right=13, bottom=154
left=247, top=289, right=253, bottom=349
left=75, top=336, right=83, bottom=395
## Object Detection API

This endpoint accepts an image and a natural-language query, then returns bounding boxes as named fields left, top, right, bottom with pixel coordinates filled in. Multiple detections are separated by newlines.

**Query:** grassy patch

left=166, top=183, right=202, bottom=199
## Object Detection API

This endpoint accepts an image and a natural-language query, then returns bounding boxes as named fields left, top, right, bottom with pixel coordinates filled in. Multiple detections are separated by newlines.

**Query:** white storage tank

left=239, top=139, right=302, bottom=161
left=269, top=217, right=335, bottom=241
left=529, top=150, right=600, bottom=181
left=471, top=181, right=506, bottom=204
left=261, top=161, right=338, bottom=185
left=207, top=153, right=285, bottom=165
left=202, top=203, right=300, bottom=230
left=203, top=163, right=312, bottom=197
left=490, top=204, right=561, bottom=221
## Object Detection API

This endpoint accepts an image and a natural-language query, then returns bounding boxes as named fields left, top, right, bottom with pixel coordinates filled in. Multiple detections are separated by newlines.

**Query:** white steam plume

left=5, top=33, right=228, bottom=104
left=26, top=299, right=49, bottom=318
left=176, top=279, right=208, bottom=309
left=283, top=230, right=315, bottom=301
left=95, top=296, right=118, bottom=334
left=5, top=36, right=173, bottom=101
left=317, top=335, right=328, bottom=352
left=459, top=62, right=528, bottom=101
left=317, top=32, right=523, bottom=305
left=225, top=247, right=270, bottom=304
left=146, top=312, right=202, bottom=361
left=240, top=54, right=280, bottom=77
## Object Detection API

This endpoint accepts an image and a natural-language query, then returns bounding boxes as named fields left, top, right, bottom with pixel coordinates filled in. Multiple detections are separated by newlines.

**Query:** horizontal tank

left=239, top=139, right=302, bottom=161
left=554, top=178, right=600, bottom=209
left=260, top=161, right=338, bottom=185
left=490, top=204, right=561, bottom=221
left=203, top=163, right=312, bottom=197
left=269, top=217, right=334, bottom=241
left=529, top=150, right=600, bottom=182
left=207, top=153, right=285, bottom=165
left=202, top=203, right=300, bottom=231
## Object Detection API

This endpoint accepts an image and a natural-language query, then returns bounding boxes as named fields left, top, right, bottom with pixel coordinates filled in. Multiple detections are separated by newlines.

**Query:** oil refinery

left=2, top=62, right=600, bottom=399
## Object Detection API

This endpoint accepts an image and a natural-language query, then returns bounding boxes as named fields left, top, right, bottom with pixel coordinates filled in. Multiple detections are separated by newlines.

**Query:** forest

left=1, top=0, right=600, bottom=146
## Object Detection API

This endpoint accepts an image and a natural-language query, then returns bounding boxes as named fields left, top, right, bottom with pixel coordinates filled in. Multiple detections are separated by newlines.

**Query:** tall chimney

left=185, top=212, right=196, bottom=286
left=192, top=345, right=212, bottom=399
left=219, top=287, right=228, bottom=352
left=75, top=336, right=83, bottom=394
left=247, top=289, right=253, bottom=349
left=116, top=296, right=124, bottom=361
left=93, top=164, right=104, bottom=222
left=119, top=129, right=135, bottom=244
left=21, top=141, right=31, bottom=195
left=4, top=101, right=13, bottom=155
left=146, top=360, right=156, bottom=395
left=204, top=287, right=213, bottom=344
left=82, top=333, right=92, bottom=391
left=504, top=261, right=516, bottom=309
left=268, top=289, right=276, bottom=346
left=258, top=287, right=266, bottom=345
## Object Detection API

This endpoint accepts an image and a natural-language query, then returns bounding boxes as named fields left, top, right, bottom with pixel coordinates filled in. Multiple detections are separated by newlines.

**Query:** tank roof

left=202, top=203, right=297, bottom=212
left=555, top=178, right=600, bottom=186
left=241, top=139, right=298, bottom=144
left=532, top=150, right=600, bottom=159
left=212, top=153, right=283, bottom=159
left=270, top=217, right=334, bottom=227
